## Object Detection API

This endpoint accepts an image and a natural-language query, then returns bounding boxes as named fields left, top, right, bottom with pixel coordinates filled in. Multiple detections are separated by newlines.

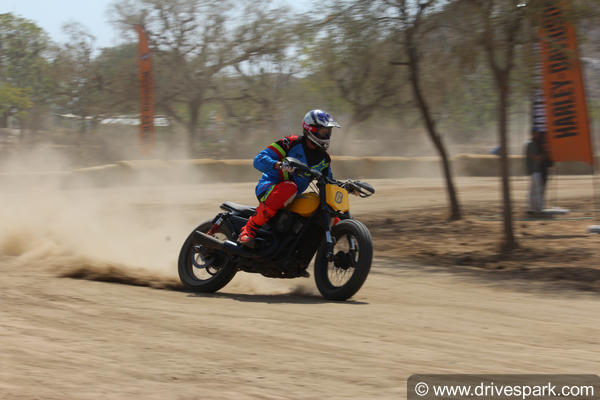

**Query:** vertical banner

left=135, top=25, right=154, bottom=153
left=538, top=1, right=594, bottom=165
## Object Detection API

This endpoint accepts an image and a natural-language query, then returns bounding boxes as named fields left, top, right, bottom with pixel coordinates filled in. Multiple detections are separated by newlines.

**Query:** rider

left=238, top=109, right=341, bottom=245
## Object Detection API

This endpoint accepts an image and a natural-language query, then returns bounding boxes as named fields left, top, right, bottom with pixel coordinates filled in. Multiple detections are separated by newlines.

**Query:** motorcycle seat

left=220, top=202, right=256, bottom=218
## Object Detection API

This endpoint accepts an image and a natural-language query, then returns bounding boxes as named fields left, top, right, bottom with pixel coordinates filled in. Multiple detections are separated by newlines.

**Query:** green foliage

left=0, top=13, right=49, bottom=84
left=0, top=83, right=33, bottom=119
left=94, top=43, right=139, bottom=113
left=0, top=13, right=54, bottom=127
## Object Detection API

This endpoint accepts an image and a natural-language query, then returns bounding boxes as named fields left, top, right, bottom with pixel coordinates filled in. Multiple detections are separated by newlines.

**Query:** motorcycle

left=177, top=157, right=375, bottom=301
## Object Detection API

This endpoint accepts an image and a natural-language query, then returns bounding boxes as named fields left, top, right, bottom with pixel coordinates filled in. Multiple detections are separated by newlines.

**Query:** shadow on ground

left=190, top=291, right=368, bottom=305
left=59, top=264, right=368, bottom=303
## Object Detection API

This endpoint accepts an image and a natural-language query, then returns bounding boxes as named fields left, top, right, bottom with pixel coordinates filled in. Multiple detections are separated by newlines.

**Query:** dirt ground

left=1, top=175, right=600, bottom=399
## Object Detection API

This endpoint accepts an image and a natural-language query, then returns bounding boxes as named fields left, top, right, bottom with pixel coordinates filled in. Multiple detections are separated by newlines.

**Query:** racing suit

left=239, top=135, right=332, bottom=242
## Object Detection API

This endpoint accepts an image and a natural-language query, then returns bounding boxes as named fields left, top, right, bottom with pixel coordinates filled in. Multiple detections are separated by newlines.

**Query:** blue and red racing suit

left=253, top=135, right=332, bottom=206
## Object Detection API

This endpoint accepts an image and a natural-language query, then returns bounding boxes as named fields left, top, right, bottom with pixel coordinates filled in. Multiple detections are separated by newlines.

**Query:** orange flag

left=135, top=25, right=154, bottom=153
left=539, top=1, right=594, bottom=165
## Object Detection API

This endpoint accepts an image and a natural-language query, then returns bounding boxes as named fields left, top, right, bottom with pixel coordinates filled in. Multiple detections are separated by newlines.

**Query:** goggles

left=315, top=126, right=332, bottom=140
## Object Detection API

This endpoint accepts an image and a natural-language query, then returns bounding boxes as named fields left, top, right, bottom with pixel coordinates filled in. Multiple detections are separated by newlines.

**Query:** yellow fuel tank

left=287, top=192, right=320, bottom=217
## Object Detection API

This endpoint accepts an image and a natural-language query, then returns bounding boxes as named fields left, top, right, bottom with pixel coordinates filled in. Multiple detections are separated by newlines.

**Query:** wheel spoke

left=188, top=231, right=227, bottom=282
left=178, top=221, right=238, bottom=293
left=327, top=232, right=358, bottom=287
left=314, top=220, right=372, bottom=301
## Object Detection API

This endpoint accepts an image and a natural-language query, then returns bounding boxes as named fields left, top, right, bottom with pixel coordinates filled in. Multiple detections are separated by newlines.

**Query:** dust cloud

left=0, top=143, right=316, bottom=297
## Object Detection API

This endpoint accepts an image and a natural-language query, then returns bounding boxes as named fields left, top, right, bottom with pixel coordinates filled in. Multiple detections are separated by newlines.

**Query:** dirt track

left=1, top=176, right=600, bottom=399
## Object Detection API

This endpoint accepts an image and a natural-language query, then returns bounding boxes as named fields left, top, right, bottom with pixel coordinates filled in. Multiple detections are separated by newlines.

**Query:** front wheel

left=314, top=219, right=373, bottom=301
left=178, top=220, right=237, bottom=293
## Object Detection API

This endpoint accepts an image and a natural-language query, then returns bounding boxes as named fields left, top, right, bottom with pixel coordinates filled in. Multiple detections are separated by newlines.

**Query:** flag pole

left=134, top=24, right=155, bottom=155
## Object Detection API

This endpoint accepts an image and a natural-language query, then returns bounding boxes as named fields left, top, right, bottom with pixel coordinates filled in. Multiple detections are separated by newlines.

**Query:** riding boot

left=238, top=203, right=277, bottom=246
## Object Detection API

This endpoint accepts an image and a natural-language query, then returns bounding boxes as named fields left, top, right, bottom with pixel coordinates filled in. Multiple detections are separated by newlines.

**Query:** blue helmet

left=302, top=109, right=341, bottom=150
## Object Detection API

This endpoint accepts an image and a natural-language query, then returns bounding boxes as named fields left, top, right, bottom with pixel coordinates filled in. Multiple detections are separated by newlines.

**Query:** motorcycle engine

left=275, top=211, right=293, bottom=233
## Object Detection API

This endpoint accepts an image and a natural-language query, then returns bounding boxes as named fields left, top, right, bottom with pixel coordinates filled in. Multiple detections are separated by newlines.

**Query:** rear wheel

left=177, top=220, right=237, bottom=293
left=314, top=219, right=373, bottom=301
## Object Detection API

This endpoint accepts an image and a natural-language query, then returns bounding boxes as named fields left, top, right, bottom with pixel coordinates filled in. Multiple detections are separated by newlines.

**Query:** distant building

left=100, top=115, right=169, bottom=127
left=54, top=113, right=170, bottom=127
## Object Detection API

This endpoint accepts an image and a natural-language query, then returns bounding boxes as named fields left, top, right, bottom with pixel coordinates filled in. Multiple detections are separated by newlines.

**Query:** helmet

left=302, top=109, right=341, bottom=150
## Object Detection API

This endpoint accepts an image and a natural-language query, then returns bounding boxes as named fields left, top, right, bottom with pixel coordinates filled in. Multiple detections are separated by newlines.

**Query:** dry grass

left=365, top=199, right=600, bottom=292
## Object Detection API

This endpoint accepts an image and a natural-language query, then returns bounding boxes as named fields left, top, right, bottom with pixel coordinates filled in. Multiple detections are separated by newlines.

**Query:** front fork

left=323, top=207, right=354, bottom=262
left=324, top=229, right=335, bottom=261
left=320, top=184, right=337, bottom=261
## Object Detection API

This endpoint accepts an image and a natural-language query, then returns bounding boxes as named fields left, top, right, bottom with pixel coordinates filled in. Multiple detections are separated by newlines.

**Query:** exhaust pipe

left=194, top=231, right=248, bottom=256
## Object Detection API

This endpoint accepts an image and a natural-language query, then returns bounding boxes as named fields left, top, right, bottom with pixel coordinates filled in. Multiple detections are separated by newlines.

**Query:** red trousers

left=246, top=181, right=298, bottom=230
left=259, top=181, right=298, bottom=210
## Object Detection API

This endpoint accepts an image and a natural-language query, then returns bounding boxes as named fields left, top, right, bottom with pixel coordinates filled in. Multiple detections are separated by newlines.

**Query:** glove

left=277, top=161, right=296, bottom=174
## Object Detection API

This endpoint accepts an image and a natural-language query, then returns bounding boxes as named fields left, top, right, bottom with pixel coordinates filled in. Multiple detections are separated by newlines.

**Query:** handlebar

left=283, top=157, right=375, bottom=198
left=338, top=179, right=375, bottom=198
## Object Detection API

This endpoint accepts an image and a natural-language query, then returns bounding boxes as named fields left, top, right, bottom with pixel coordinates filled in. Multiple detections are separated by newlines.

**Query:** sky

left=1, top=0, right=312, bottom=50
left=2, top=0, right=121, bottom=49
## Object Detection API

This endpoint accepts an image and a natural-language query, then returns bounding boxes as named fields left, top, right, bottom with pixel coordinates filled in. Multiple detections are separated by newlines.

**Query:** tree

left=327, top=1, right=462, bottom=220
left=0, top=13, right=53, bottom=131
left=313, top=4, right=405, bottom=127
left=215, top=63, right=297, bottom=155
left=391, top=0, right=462, bottom=220
left=459, top=0, right=528, bottom=250
left=0, top=84, right=32, bottom=128
left=93, top=43, right=140, bottom=116
left=109, top=0, right=294, bottom=151
left=53, top=22, right=105, bottom=132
